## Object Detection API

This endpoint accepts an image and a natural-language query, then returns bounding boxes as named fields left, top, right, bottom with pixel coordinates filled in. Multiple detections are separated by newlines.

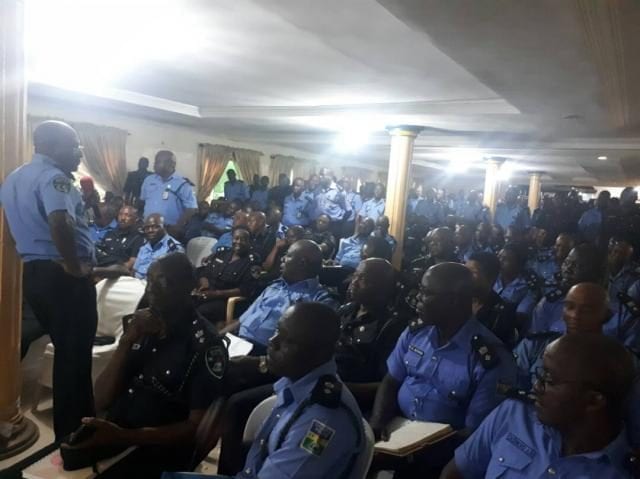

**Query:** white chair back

left=95, top=277, right=147, bottom=338
left=349, top=419, right=375, bottom=479
left=242, top=395, right=277, bottom=443
left=187, top=236, right=218, bottom=267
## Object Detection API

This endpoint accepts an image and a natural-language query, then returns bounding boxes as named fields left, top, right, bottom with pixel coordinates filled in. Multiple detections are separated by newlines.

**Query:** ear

left=583, top=389, right=607, bottom=414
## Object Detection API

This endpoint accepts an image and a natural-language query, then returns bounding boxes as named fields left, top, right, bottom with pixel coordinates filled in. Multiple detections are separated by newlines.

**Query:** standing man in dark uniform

left=123, top=157, right=151, bottom=207
left=1, top=120, right=97, bottom=440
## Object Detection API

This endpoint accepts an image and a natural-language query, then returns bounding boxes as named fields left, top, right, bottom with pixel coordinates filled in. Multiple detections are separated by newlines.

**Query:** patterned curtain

left=197, top=144, right=233, bottom=201
left=268, top=154, right=297, bottom=184
left=232, top=147, right=263, bottom=184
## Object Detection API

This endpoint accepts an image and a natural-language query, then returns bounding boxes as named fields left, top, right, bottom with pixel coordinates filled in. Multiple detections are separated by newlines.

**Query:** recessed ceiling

left=25, top=0, right=640, bottom=186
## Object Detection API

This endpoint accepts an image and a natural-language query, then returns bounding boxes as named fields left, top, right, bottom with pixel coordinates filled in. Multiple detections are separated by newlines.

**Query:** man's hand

left=62, top=262, right=93, bottom=278
left=369, top=419, right=390, bottom=442
left=62, top=418, right=125, bottom=449
left=122, top=308, right=165, bottom=344
left=92, top=264, right=131, bottom=279
left=198, top=277, right=210, bottom=291
left=275, top=238, right=287, bottom=250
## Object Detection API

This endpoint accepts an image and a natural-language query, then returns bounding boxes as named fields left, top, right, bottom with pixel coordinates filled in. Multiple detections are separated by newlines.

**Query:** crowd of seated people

left=35, top=148, right=640, bottom=478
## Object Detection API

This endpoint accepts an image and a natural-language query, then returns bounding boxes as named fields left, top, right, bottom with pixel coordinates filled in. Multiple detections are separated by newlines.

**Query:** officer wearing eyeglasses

left=1, top=121, right=96, bottom=440
left=442, top=333, right=637, bottom=478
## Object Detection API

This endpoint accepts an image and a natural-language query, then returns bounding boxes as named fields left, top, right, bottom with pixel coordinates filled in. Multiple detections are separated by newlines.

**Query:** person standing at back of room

left=139, top=150, right=198, bottom=240
left=1, top=120, right=98, bottom=440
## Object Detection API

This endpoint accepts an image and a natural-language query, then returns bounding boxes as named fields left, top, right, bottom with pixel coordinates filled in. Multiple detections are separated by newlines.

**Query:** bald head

left=143, top=213, right=166, bottom=244
left=561, top=243, right=605, bottom=289
left=563, top=283, right=609, bottom=334
left=349, top=258, right=395, bottom=306
left=154, top=150, right=176, bottom=179
left=428, top=227, right=455, bottom=259
left=282, top=239, right=323, bottom=282
left=418, top=263, right=473, bottom=328
left=424, top=262, right=474, bottom=296
left=267, top=302, right=340, bottom=379
left=248, top=211, right=267, bottom=235
left=33, top=121, right=82, bottom=173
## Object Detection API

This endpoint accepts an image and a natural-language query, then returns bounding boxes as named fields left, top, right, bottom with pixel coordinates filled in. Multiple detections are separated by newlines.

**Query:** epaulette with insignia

left=524, top=331, right=563, bottom=341
left=310, top=375, right=342, bottom=408
left=618, top=292, right=640, bottom=318
left=471, top=335, right=499, bottom=369
left=545, top=289, right=564, bottom=302
left=496, top=383, right=535, bottom=404
left=408, top=316, right=426, bottom=333
left=525, top=270, right=541, bottom=290
left=167, top=238, right=179, bottom=252
left=250, top=265, right=263, bottom=279
left=184, top=177, right=195, bottom=186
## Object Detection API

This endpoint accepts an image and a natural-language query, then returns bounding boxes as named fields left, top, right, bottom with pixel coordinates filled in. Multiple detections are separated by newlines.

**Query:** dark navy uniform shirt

left=197, top=247, right=258, bottom=297
left=474, top=291, right=519, bottom=347
left=107, top=310, right=227, bottom=429
left=95, top=227, right=145, bottom=266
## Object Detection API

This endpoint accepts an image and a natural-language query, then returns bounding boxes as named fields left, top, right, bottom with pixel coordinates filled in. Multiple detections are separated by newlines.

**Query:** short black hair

left=468, top=251, right=501, bottom=282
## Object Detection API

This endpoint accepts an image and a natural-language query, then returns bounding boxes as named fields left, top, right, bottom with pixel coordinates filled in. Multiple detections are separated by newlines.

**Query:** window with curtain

left=209, top=160, right=240, bottom=200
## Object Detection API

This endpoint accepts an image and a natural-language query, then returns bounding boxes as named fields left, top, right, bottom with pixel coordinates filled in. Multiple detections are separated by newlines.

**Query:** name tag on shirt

left=409, top=345, right=424, bottom=356
left=162, top=191, right=169, bottom=200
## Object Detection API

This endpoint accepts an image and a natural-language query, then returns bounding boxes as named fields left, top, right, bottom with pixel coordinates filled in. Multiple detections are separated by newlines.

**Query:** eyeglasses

left=532, top=367, right=601, bottom=393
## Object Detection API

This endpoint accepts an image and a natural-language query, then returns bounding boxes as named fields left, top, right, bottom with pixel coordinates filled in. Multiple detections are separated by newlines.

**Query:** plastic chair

left=186, top=236, right=218, bottom=267
left=225, top=296, right=247, bottom=325
left=242, top=395, right=277, bottom=443
left=349, top=419, right=375, bottom=479
left=32, top=276, right=147, bottom=412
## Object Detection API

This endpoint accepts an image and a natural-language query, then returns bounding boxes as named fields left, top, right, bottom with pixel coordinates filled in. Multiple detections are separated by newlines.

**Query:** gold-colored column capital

left=386, top=125, right=424, bottom=138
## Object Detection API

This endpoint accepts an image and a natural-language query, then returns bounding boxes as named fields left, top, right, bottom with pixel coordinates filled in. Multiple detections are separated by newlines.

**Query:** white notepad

left=374, top=417, right=454, bottom=457
left=225, top=333, right=253, bottom=357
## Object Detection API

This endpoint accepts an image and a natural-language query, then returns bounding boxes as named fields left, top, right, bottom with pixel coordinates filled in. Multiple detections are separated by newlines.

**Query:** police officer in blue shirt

left=369, top=263, right=516, bottom=477
left=165, top=302, right=364, bottom=479
left=373, top=215, right=397, bottom=253
left=414, top=188, right=444, bottom=226
left=133, top=213, right=184, bottom=279
left=201, top=201, right=237, bottom=239
left=494, top=187, right=531, bottom=231
left=313, top=168, right=346, bottom=236
left=1, top=121, right=97, bottom=440
left=340, top=177, right=362, bottom=235
left=221, top=240, right=338, bottom=355
left=335, top=217, right=375, bottom=270
left=249, top=176, right=270, bottom=211
left=607, top=237, right=640, bottom=310
left=224, top=169, right=249, bottom=203
left=89, top=202, right=118, bottom=243
left=282, top=177, right=312, bottom=227
left=578, top=190, right=610, bottom=244
left=358, top=183, right=386, bottom=224
left=442, top=334, right=636, bottom=479
left=455, top=190, right=489, bottom=225
left=495, top=244, right=540, bottom=317
left=215, top=211, right=250, bottom=252
left=140, top=150, right=198, bottom=236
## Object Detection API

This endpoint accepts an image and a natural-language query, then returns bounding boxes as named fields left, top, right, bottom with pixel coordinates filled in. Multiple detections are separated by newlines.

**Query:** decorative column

left=0, top=0, right=39, bottom=459
left=528, top=171, right=543, bottom=213
left=385, top=126, right=423, bottom=268
left=483, top=157, right=504, bottom=221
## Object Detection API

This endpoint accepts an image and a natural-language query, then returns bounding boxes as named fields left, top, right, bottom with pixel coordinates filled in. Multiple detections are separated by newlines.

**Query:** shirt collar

left=543, top=424, right=630, bottom=466
left=431, top=318, right=480, bottom=351
left=32, top=153, right=72, bottom=178
left=150, top=234, right=170, bottom=251
left=155, top=173, right=175, bottom=183
left=273, top=360, right=337, bottom=407
left=611, top=263, right=635, bottom=281
left=281, top=276, right=320, bottom=292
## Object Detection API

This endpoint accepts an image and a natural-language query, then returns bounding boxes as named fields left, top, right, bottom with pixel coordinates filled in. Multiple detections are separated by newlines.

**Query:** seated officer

left=362, top=236, right=393, bottom=262
left=336, top=258, right=403, bottom=385
left=454, top=223, right=475, bottom=263
left=194, top=227, right=259, bottom=327
left=247, top=211, right=276, bottom=263
left=215, top=211, right=249, bottom=252
left=466, top=252, right=519, bottom=347
left=372, top=215, right=397, bottom=253
left=411, top=227, right=459, bottom=272
left=140, top=150, right=197, bottom=238
left=133, top=214, right=184, bottom=279
left=261, top=225, right=305, bottom=282
left=334, top=217, right=375, bottom=270
left=64, top=253, right=228, bottom=478
left=369, top=263, right=516, bottom=477
left=304, top=214, right=337, bottom=259
left=168, top=302, right=365, bottom=479
left=96, top=205, right=144, bottom=268
left=494, top=243, right=539, bottom=317
left=608, top=236, right=640, bottom=310
left=183, top=200, right=211, bottom=244
left=528, top=232, right=574, bottom=293
left=442, top=333, right=636, bottom=479
left=201, top=200, right=237, bottom=239
left=221, top=239, right=338, bottom=355
left=89, top=202, right=118, bottom=243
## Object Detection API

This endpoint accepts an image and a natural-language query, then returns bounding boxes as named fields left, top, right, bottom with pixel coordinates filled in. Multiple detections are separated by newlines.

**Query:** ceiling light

left=497, top=162, right=514, bottom=181
left=26, top=0, right=207, bottom=92
left=597, top=156, right=608, bottom=161
left=333, top=128, right=371, bottom=154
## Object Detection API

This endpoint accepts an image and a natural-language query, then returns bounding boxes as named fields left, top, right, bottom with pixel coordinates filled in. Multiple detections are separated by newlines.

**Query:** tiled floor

left=0, top=337, right=220, bottom=474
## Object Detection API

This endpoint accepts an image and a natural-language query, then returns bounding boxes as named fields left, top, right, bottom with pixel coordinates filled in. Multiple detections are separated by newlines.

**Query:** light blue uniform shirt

left=132, top=234, right=183, bottom=279
left=608, top=264, right=640, bottom=311
left=494, top=204, right=531, bottom=230
left=455, top=399, right=633, bottom=478
left=494, top=275, right=538, bottom=316
left=383, top=233, right=397, bottom=253
left=250, top=189, right=269, bottom=211
left=456, top=202, right=489, bottom=224
left=239, top=277, right=337, bottom=346
left=344, top=191, right=363, bottom=222
left=224, top=180, right=249, bottom=202
left=359, top=198, right=385, bottom=222
left=282, top=194, right=312, bottom=227
left=237, top=360, right=363, bottom=479
left=578, top=207, right=602, bottom=243
left=313, top=184, right=345, bottom=222
left=214, top=231, right=232, bottom=252
left=140, top=173, right=197, bottom=225
left=90, top=219, right=117, bottom=243
left=414, top=199, right=444, bottom=225
left=387, top=318, right=516, bottom=431
left=202, top=213, right=233, bottom=238
left=0, top=153, right=95, bottom=262
left=335, top=235, right=367, bottom=269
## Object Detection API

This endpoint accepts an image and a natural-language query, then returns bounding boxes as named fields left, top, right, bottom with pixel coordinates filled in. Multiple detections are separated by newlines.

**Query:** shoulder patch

left=471, top=334, right=499, bottom=369
left=52, top=176, right=71, bottom=193
left=300, top=420, right=335, bottom=457
left=204, top=344, right=228, bottom=379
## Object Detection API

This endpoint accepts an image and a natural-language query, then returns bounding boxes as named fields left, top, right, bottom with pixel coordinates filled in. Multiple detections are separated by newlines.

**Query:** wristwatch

left=258, top=355, right=268, bottom=374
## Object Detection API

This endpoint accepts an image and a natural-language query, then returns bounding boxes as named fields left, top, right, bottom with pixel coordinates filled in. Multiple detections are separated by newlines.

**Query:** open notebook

left=374, top=418, right=454, bottom=457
